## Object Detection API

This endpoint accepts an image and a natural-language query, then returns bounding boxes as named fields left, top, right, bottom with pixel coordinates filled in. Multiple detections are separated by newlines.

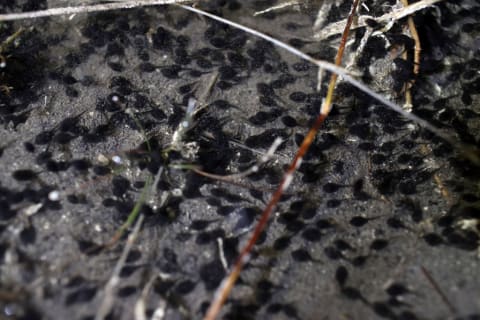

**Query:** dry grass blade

left=95, top=214, right=145, bottom=320
left=420, top=265, right=457, bottom=315
left=254, top=0, right=302, bottom=16
left=0, top=0, right=191, bottom=21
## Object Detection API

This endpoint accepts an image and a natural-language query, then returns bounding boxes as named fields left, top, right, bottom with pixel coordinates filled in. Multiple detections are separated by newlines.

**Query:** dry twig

left=254, top=1, right=302, bottom=16
left=420, top=265, right=457, bottom=315
left=400, top=0, right=422, bottom=111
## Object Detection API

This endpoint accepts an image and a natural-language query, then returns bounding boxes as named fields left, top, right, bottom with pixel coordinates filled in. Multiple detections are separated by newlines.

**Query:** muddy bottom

left=0, top=1, right=479, bottom=319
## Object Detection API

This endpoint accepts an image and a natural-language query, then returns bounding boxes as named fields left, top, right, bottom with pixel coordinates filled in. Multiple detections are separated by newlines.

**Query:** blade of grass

left=104, top=175, right=152, bottom=248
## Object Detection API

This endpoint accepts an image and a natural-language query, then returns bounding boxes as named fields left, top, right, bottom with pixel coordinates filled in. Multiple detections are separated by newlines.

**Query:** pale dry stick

left=313, top=0, right=445, bottom=40
left=313, top=0, right=338, bottom=31
left=189, top=1, right=361, bottom=318
left=345, top=26, right=373, bottom=71
left=254, top=0, right=303, bottom=16
left=178, top=4, right=480, bottom=163
left=134, top=274, right=165, bottom=320
left=402, top=48, right=413, bottom=110
left=216, top=237, right=229, bottom=272
left=193, top=137, right=283, bottom=182
left=0, top=0, right=191, bottom=22
left=95, top=214, right=145, bottom=320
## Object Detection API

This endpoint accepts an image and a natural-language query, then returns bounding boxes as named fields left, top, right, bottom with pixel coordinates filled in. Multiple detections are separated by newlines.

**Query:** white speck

left=151, top=301, right=167, bottom=320
left=240, top=253, right=251, bottom=264
left=361, top=3, right=370, bottom=11
left=111, top=95, right=119, bottom=102
left=281, top=174, right=294, bottom=191
left=171, top=188, right=183, bottom=197
left=406, top=123, right=416, bottom=131
left=22, top=203, right=43, bottom=216
left=0, top=61, right=6, bottom=68
left=48, top=191, right=60, bottom=201
left=4, top=304, right=15, bottom=316
left=457, top=219, right=478, bottom=231
left=94, top=224, right=102, bottom=232
left=112, top=155, right=123, bottom=164
left=295, top=157, right=303, bottom=169
left=187, top=97, right=197, bottom=114
left=182, top=120, right=190, bottom=128
left=97, top=154, right=109, bottom=164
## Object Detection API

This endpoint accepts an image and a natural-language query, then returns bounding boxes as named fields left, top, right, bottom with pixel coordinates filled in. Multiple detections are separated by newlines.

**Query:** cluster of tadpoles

left=1, top=0, right=477, bottom=319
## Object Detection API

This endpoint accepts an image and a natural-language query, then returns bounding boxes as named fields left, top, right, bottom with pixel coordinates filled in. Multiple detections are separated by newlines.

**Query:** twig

left=400, top=0, right=422, bottom=111
left=217, top=238, right=229, bottom=272
left=0, top=0, right=191, bottom=22
left=420, top=265, right=457, bottom=315
left=198, top=1, right=361, bottom=318
left=134, top=275, right=165, bottom=320
left=186, top=165, right=276, bottom=194
left=95, top=214, right=145, bottom=320
left=313, top=0, right=337, bottom=32
left=193, top=137, right=283, bottom=182
left=0, top=27, right=25, bottom=53
left=254, top=1, right=302, bottom=16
